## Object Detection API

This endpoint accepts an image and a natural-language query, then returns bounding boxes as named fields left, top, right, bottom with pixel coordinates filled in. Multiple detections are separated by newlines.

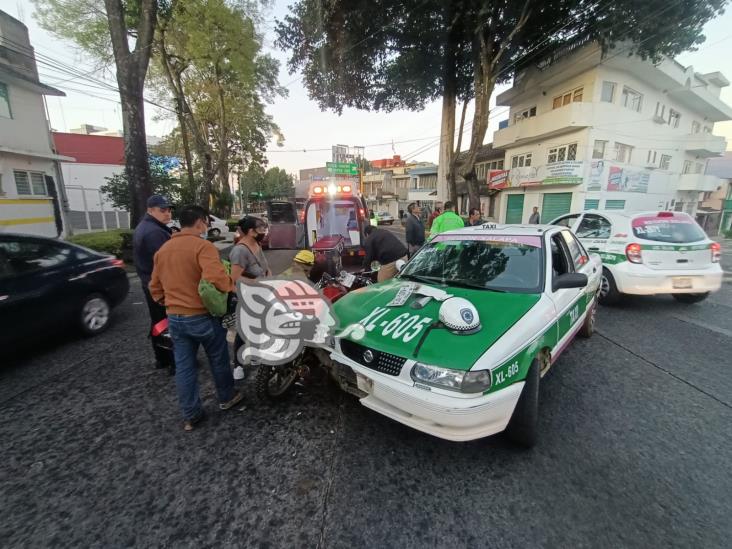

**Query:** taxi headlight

left=411, top=363, right=492, bottom=393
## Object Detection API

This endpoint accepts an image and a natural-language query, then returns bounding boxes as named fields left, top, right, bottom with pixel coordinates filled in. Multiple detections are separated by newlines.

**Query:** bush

left=227, top=218, right=239, bottom=232
left=724, top=229, right=732, bottom=239
left=67, top=229, right=133, bottom=261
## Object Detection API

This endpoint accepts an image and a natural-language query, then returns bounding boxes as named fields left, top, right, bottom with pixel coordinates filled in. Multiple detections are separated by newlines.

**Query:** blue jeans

left=167, top=314, right=234, bottom=420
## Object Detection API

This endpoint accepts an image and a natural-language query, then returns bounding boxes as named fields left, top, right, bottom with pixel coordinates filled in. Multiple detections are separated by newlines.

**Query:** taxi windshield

left=400, top=235, right=543, bottom=293
left=632, top=214, right=706, bottom=243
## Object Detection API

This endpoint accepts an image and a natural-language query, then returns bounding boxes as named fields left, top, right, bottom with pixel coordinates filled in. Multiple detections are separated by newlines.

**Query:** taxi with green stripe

left=549, top=210, right=722, bottom=305
left=329, top=223, right=602, bottom=446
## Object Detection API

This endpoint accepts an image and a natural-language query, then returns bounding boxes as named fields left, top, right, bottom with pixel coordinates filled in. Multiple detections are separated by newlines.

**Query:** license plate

left=672, top=277, right=692, bottom=289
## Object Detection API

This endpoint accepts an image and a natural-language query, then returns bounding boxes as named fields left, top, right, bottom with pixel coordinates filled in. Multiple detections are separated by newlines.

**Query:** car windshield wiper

left=399, top=273, right=445, bottom=285
left=449, top=279, right=507, bottom=292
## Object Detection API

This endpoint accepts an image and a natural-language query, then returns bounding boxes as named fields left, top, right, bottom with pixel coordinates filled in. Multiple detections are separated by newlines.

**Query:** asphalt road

left=1, top=236, right=731, bottom=548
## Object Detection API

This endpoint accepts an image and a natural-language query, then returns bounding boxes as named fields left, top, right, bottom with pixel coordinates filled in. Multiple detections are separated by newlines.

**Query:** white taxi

left=550, top=210, right=722, bottom=304
left=329, top=224, right=602, bottom=446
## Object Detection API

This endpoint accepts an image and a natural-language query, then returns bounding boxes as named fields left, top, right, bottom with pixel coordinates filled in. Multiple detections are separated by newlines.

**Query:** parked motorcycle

left=253, top=269, right=377, bottom=402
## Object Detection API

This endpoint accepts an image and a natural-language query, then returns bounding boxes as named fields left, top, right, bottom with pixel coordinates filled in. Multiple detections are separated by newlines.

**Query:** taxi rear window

left=631, top=214, right=706, bottom=243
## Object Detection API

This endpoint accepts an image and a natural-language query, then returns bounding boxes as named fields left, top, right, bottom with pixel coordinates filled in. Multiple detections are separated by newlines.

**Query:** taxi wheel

left=672, top=292, right=709, bottom=304
left=505, top=359, right=539, bottom=448
left=598, top=268, right=621, bottom=306
left=578, top=305, right=595, bottom=338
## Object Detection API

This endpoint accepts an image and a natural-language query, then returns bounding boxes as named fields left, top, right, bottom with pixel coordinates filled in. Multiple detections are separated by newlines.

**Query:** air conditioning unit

left=652, top=114, right=666, bottom=124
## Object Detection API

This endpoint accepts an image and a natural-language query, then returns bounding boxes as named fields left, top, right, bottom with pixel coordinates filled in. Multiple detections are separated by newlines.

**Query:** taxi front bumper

left=612, top=263, right=723, bottom=295
left=331, top=351, right=524, bottom=442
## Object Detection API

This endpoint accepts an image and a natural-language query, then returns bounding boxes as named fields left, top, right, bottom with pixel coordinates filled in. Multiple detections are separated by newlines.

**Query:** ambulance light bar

left=310, top=184, right=353, bottom=196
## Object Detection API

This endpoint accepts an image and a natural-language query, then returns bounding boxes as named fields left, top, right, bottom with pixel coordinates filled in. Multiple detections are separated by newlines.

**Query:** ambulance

left=329, top=224, right=602, bottom=446
left=549, top=210, right=722, bottom=304
left=303, top=181, right=370, bottom=261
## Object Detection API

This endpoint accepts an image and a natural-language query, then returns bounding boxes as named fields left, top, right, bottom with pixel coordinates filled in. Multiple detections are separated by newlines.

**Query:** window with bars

left=682, top=160, right=693, bottom=174
left=547, top=143, right=577, bottom=164
left=647, top=150, right=658, bottom=166
left=659, top=155, right=672, bottom=170
left=605, top=199, right=626, bottom=210
left=592, top=140, right=607, bottom=159
left=552, top=87, right=584, bottom=109
left=691, top=121, right=701, bottom=134
left=621, top=86, right=643, bottom=112
left=511, top=153, right=532, bottom=168
left=584, top=199, right=600, bottom=210
left=614, top=143, right=633, bottom=163
left=14, top=171, right=47, bottom=196
left=0, top=82, right=11, bottom=118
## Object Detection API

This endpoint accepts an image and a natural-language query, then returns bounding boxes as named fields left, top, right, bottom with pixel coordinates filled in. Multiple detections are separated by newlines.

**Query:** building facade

left=52, top=132, right=130, bottom=232
left=0, top=11, right=72, bottom=237
left=491, top=41, right=732, bottom=225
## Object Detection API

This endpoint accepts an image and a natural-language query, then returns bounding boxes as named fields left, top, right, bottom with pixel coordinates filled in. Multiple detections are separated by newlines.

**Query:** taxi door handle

left=588, top=247, right=600, bottom=251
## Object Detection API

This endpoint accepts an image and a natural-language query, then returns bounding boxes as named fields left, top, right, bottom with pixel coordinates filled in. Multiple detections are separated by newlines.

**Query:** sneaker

left=219, top=391, right=244, bottom=411
left=183, top=411, right=205, bottom=432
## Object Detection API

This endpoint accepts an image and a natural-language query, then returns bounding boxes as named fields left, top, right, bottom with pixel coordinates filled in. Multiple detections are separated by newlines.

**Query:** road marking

left=672, top=314, right=732, bottom=338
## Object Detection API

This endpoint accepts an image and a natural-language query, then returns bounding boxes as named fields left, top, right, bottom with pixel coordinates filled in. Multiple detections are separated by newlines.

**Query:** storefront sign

left=488, top=170, right=509, bottom=189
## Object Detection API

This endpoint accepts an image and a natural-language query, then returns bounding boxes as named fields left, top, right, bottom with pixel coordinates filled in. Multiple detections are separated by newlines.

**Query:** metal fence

left=65, top=185, right=130, bottom=232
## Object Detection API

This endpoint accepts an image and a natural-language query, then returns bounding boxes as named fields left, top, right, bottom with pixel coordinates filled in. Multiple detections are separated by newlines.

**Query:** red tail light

left=657, top=211, right=674, bottom=217
left=711, top=242, right=721, bottom=263
left=110, top=258, right=125, bottom=268
left=626, top=243, right=643, bottom=264
left=358, top=208, right=365, bottom=219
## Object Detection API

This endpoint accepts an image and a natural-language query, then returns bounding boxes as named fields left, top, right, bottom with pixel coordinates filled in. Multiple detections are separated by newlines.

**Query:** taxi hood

left=333, top=278, right=540, bottom=371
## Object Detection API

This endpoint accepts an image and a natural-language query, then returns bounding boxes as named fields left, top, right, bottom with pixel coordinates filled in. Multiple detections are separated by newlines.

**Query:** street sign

left=326, top=162, right=359, bottom=175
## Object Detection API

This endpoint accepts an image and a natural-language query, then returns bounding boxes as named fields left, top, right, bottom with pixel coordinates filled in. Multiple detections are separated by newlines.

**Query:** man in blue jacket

left=133, top=195, right=174, bottom=372
left=405, top=202, right=425, bottom=257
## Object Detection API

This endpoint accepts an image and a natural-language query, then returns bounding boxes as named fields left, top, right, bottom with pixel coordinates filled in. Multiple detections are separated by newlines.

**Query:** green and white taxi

left=329, top=224, right=602, bottom=446
left=550, top=210, right=722, bottom=305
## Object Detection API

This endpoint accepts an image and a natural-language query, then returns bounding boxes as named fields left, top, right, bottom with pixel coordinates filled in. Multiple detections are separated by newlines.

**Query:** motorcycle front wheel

left=254, top=359, right=302, bottom=402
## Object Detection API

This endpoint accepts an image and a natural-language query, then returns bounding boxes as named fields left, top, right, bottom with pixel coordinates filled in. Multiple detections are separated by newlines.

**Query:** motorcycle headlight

left=410, top=363, right=492, bottom=393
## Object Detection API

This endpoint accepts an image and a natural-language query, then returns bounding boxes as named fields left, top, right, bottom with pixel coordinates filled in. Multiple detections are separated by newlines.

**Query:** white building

left=0, top=11, right=72, bottom=237
left=51, top=132, right=130, bottom=232
left=491, top=40, right=732, bottom=224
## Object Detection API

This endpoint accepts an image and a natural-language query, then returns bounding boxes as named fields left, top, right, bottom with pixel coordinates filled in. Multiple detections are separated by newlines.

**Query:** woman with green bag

left=229, top=217, right=271, bottom=376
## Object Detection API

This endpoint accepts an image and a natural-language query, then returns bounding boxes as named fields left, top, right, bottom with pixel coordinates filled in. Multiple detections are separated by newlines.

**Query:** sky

left=3, top=0, right=732, bottom=177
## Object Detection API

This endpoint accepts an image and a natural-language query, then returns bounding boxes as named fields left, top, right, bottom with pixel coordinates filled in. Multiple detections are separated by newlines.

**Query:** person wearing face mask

left=229, top=216, right=271, bottom=374
left=133, top=195, right=175, bottom=372
left=149, top=205, right=243, bottom=431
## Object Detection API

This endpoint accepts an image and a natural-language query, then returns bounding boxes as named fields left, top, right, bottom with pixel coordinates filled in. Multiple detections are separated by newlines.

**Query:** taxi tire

left=672, top=292, right=710, bottom=304
left=505, top=359, right=539, bottom=448
left=599, top=268, right=621, bottom=306
left=579, top=304, right=595, bottom=338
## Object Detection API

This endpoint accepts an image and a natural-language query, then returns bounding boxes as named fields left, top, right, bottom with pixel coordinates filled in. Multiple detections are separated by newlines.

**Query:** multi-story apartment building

left=0, top=11, right=72, bottom=237
left=491, top=40, right=732, bottom=224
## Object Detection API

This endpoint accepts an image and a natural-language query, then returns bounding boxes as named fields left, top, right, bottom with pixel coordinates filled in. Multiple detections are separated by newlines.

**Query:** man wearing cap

left=133, top=195, right=174, bottom=372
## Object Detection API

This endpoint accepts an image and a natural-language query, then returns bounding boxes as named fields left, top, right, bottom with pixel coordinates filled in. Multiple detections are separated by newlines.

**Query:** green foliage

left=100, top=156, right=182, bottom=211
left=67, top=229, right=133, bottom=259
left=277, top=0, right=727, bottom=114
left=723, top=229, right=732, bottom=239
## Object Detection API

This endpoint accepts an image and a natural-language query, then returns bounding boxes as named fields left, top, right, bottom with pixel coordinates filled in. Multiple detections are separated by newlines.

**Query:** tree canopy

left=277, top=0, right=728, bottom=208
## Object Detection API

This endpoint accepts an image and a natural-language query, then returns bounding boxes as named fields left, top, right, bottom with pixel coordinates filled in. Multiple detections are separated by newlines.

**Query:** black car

left=0, top=233, right=130, bottom=348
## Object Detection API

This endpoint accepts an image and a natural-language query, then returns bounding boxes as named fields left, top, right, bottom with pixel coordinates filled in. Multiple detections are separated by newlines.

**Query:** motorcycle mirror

left=395, top=259, right=406, bottom=272
left=370, top=261, right=381, bottom=272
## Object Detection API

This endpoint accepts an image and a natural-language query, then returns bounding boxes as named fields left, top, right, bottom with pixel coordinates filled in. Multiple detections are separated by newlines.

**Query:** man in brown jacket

left=149, top=205, right=242, bottom=431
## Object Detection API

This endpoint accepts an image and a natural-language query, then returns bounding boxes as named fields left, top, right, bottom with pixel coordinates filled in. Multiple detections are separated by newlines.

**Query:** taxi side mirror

left=552, top=273, right=588, bottom=292
left=395, top=259, right=406, bottom=272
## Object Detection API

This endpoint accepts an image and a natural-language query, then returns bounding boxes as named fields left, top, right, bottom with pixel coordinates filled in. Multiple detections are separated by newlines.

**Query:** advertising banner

left=489, top=161, right=584, bottom=189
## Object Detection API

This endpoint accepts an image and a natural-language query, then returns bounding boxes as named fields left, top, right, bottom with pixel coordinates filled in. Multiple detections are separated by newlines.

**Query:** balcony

left=677, top=173, right=722, bottom=192
left=493, top=102, right=594, bottom=148
left=685, top=133, right=727, bottom=157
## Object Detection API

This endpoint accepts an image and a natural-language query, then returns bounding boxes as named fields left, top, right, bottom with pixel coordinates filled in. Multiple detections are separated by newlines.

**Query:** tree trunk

left=119, top=91, right=151, bottom=223
left=437, top=3, right=458, bottom=205
left=104, top=0, right=157, bottom=227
